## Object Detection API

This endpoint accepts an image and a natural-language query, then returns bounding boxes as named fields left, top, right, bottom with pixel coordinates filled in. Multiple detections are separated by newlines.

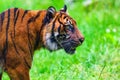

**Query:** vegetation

left=0, top=0, right=120, bottom=80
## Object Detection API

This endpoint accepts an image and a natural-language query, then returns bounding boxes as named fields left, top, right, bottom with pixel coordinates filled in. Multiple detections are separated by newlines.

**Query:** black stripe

left=10, top=32, right=19, bottom=54
left=34, top=11, right=40, bottom=21
left=51, top=22, right=55, bottom=37
left=27, top=24, right=32, bottom=56
left=14, top=9, right=19, bottom=37
left=57, top=13, right=64, bottom=25
left=3, top=9, right=10, bottom=62
left=51, top=21, right=55, bottom=38
left=6, top=9, right=10, bottom=42
left=50, top=14, right=63, bottom=42
left=34, top=31, right=40, bottom=50
left=34, top=14, right=47, bottom=50
left=14, top=8, right=18, bottom=19
left=28, top=17, right=34, bottom=24
left=51, top=15, right=60, bottom=37
left=1, top=12, right=5, bottom=27
left=50, top=21, right=56, bottom=42
left=27, top=12, right=41, bottom=53
left=27, top=12, right=41, bottom=51
left=34, top=12, right=58, bottom=50
left=21, top=10, right=28, bottom=22
left=24, top=58, right=31, bottom=69
left=58, top=18, right=64, bottom=25
left=14, top=9, right=19, bottom=26
left=27, top=11, right=41, bottom=24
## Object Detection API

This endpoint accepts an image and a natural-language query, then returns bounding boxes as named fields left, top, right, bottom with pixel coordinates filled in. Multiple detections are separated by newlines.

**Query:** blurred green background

left=0, top=0, right=120, bottom=80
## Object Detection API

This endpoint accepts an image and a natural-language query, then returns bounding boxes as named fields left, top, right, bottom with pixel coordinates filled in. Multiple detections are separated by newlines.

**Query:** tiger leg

left=0, top=60, right=3, bottom=80
left=0, top=73, right=2, bottom=80
left=6, top=64, right=30, bottom=80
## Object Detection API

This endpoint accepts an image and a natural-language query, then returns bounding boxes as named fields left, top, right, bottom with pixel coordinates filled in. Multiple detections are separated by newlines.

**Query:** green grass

left=0, top=0, right=120, bottom=80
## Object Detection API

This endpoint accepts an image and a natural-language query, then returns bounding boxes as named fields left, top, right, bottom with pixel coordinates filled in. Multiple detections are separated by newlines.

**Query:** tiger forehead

left=57, top=13, right=76, bottom=24
left=61, top=13, right=72, bottom=19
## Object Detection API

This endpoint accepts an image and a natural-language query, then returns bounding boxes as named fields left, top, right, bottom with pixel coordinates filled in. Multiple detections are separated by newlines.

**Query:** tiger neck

left=29, top=10, right=47, bottom=50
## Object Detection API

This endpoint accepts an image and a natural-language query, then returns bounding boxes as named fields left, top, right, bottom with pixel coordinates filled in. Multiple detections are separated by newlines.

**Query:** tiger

left=0, top=5, right=84, bottom=80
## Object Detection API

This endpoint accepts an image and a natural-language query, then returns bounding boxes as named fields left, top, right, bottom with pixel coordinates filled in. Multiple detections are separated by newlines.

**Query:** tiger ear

left=60, top=5, right=67, bottom=12
left=47, top=6, right=56, bottom=19
left=44, top=6, right=56, bottom=23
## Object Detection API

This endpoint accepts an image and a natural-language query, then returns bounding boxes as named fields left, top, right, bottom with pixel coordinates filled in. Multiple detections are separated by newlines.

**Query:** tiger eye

left=66, top=18, right=68, bottom=21
left=63, top=16, right=67, bottom=19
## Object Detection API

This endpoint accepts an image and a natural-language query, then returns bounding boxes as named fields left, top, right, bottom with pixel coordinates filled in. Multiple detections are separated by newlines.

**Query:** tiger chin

left=0, top=5, right=84, bottom=80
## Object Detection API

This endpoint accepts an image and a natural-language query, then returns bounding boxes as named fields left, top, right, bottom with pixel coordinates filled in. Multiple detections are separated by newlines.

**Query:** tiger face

left=43, top=5, right=84, bottom=54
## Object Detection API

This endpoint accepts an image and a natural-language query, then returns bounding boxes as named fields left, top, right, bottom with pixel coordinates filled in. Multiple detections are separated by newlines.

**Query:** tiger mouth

left=64, top=47, right=76, bottom=54
left=61, top=40, right=79, bottom=54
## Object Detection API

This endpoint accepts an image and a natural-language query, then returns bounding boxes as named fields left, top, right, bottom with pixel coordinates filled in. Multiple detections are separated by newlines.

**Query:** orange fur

left=0, top=5, right=84, bottom=80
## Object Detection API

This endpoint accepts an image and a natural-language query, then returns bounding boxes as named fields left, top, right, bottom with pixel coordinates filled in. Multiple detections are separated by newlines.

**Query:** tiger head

left=42, top=5, right=84, bottom=54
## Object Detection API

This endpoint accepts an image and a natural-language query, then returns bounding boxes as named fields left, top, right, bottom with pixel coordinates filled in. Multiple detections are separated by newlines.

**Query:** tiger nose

left=79, top=37, right=84, bottom=43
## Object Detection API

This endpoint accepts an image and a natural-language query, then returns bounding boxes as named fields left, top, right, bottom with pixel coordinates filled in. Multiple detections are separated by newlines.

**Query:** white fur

left=45, top=32, right=59, bottom=50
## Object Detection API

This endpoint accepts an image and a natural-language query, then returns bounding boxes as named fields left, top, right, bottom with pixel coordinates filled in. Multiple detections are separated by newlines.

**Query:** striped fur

left=0, top=5, right=84, bottom=80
